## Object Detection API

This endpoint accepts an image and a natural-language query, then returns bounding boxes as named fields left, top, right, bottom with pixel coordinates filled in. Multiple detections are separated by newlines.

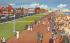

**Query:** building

left=0, top=6, right=4, bottom=14
left=6, top=5, right=14, bottom=14
left=35, top=7, right=41, bottom=13
left=28, top=8, right=35, bottom=14
left=40, top=9, right=48, bottom=13
left=35, top=7, right=48, bottom=13
left=21, top=8, right=28, bottom=15
left=0, top=5, right=14, bottom=15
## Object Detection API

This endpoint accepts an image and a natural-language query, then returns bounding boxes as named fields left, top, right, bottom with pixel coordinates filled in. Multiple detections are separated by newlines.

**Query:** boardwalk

left=7, top=12, right=64, bottom=43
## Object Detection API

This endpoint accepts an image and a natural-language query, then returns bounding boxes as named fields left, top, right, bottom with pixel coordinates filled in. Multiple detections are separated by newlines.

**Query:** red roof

left=0, top=6, right=2, bottom=9
left=0, top=6, right=4, bottom=10
left=6, top=5, right=13, bottom=11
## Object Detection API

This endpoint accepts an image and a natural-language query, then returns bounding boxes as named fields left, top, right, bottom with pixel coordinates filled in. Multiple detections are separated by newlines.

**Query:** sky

left=0, top=0, right=70, bottom=9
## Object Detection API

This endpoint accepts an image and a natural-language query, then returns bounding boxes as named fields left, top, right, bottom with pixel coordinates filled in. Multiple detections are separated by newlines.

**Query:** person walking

left=37, top=33, right=43, bottom=43
left=1, top=37, right=6, bottom=43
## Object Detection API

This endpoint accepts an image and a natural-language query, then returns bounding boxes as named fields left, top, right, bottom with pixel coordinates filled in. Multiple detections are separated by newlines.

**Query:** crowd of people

left=0, top=12, right=70, bottom=43
left=54, top=13, right=70, bottom=38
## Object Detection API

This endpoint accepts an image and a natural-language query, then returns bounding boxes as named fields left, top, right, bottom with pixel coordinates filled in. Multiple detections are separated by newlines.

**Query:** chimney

left=16, top=31, right=20, bottom=39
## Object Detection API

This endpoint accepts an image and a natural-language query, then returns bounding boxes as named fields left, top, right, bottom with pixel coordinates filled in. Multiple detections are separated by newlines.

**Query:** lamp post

left=13, top=14, right=16, bottom=33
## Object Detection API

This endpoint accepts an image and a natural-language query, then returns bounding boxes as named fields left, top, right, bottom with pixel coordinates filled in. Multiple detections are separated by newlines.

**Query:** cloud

left=30, top=3, right=48, bottom=9
left=17, top=3, right=37, bottom=8
left=57, top=4, right=67, bottom=8
left=20, top=5, right=30, bottom=8
left=13, top=3, right=48, bottom=8
left=10, top=3, right=15, bottom=6
left=40, top=5, right=47, bottom=9
left=30, top=3, right=40, bottom=7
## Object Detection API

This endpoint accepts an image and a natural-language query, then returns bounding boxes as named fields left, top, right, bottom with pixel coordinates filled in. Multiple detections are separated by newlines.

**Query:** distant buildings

left=0, top=6, right=3, bottom=14
left=0, top=5, right=48, bottom=16
left=35, top=7, right=40, bottom=13
left=0, top=5, right=14, bottom=15
left=35, top=7, right=48, bottom=13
